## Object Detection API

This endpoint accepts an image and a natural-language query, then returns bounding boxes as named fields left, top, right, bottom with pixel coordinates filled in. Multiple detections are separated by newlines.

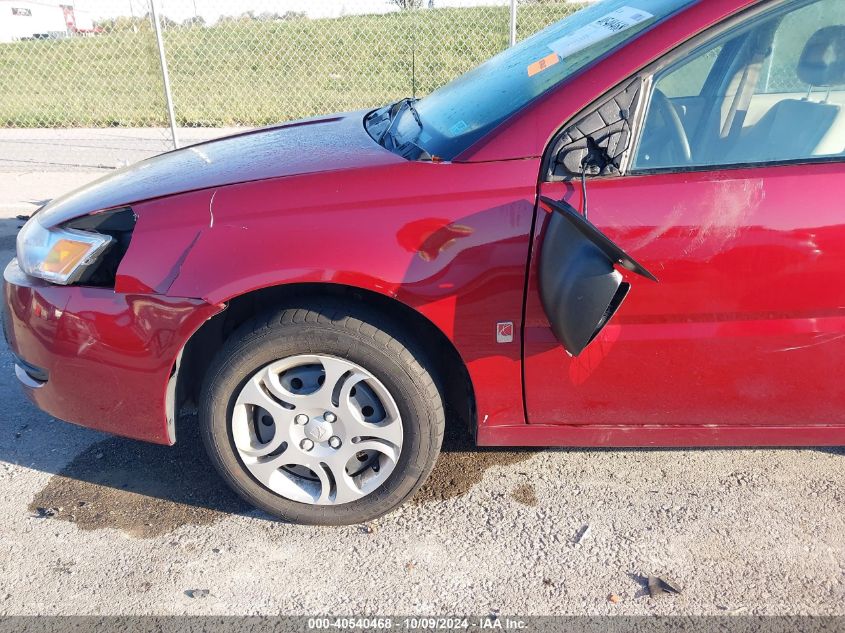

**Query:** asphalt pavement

left=0, top=128, right=842, bottom=616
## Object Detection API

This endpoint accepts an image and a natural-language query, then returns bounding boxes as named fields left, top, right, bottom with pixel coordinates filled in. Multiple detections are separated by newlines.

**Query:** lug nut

left=300, top=438, right=314, bottom=451
left=328, top=436, right=342, bottom=449
left=294, top=414, right=309, bottom=425
left=324, top=412, right=337, bottom=423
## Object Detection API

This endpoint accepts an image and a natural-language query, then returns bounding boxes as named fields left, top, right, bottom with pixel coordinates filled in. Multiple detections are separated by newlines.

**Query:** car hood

left=36, top=111, right=403, bottom=227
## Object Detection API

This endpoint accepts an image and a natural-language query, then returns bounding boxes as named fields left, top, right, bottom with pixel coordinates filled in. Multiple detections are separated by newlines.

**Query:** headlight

left=16, top=218, right=113, bottom=285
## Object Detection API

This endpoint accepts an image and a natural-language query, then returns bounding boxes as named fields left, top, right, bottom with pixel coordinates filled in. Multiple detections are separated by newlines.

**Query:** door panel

left=525, top=163, right=845, bottom=427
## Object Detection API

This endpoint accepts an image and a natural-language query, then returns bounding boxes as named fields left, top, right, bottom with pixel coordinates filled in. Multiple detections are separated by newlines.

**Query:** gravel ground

left=0, top=130, right=842, bottom=617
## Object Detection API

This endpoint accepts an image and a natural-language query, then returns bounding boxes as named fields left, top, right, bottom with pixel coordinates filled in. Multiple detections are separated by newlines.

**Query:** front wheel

left=199, top=301, right=445, bottom=525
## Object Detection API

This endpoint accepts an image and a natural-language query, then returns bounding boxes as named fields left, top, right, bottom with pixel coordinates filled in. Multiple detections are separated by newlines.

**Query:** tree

left=390, top=0, right=423, bottom=9
left=182, top=15, right=206, bottom=27
left=95, top=15, right=151, bottom=33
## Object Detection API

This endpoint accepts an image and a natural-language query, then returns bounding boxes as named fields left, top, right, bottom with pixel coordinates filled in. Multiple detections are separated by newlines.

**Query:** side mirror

left=538, top=196, right=657, bottom=356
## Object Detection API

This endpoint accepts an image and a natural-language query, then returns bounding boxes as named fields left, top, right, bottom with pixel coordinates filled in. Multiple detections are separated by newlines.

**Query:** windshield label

left=527, top=52, right=561, bottom=77
left=548, top=6, right=654, bottom=60
left=449, top=120, right=469, bottom=135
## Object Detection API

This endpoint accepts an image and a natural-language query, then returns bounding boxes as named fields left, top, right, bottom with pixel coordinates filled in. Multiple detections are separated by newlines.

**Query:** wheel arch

left=172, top=282, right=476, bottom=443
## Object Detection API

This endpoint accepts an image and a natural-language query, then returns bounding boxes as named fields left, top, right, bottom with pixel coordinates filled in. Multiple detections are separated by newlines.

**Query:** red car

left=4, top=0, right=844, bottom=524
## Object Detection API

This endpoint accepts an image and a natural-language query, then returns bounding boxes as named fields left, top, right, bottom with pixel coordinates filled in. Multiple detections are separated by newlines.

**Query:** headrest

left=798, top=26, right=845, bottom=87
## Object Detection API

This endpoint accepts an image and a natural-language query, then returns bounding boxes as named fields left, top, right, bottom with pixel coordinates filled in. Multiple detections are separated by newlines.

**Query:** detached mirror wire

left=580, top=162, right=590, bottom=221
left=578, top=134, right=616, bottom=222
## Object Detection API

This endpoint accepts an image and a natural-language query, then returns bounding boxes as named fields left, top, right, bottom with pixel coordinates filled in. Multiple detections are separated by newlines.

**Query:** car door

left=524, top=0, right=845, bottom=431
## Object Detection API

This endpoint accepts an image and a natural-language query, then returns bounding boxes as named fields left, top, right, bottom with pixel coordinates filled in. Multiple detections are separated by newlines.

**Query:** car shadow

left=0, top=216, right=26, bottom=254
left=8, top=402, right=537, bottom=536
left=3, top=369, right=843, bottom=538
left=26, top=421, right=253, bottom=537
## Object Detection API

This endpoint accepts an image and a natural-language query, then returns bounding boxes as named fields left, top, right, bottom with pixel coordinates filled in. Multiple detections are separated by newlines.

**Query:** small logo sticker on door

left=496, top=322, right=514, bottom=344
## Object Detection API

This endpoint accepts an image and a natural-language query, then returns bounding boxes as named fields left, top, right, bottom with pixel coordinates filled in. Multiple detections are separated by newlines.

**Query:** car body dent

left=3, top=260, right=222, bottom=444
left=113, top=157, right=540, bottom=430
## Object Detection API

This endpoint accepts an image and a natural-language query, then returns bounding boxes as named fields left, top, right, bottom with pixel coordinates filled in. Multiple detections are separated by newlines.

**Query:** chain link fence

left=0, top=0, right=585, bottom=148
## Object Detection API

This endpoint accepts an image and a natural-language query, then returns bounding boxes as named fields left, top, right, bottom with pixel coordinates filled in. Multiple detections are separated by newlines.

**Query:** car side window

left=632, top=0, right=845, bottom=172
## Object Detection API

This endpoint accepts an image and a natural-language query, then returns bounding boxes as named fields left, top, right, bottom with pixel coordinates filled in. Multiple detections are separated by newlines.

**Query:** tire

left=199, top=300, right=446, bottom=525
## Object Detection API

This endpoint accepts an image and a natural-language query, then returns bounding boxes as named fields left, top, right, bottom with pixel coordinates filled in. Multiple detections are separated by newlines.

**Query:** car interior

left=634, top=0, right=845, bottom=170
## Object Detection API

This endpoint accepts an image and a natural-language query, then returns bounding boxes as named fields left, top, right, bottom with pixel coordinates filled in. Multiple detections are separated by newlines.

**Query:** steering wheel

left=645, top=89, right=692, bottom=165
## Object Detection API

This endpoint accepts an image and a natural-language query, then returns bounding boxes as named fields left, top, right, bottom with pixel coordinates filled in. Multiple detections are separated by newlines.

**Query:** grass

left=0, top=4, right=581, bottom=128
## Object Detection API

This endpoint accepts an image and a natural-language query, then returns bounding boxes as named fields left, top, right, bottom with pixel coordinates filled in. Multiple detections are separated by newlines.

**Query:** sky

left=66, top=0, right=513, bottom=22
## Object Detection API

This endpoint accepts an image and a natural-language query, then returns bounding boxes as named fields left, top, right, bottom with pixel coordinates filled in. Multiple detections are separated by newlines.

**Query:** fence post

left=150, top=0, right=179, bottom=149
left=509, top=0, right=517, bottom=46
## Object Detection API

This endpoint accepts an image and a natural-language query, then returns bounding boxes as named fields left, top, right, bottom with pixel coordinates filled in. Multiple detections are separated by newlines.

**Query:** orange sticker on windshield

left=527, top=53, right=560, bottom=77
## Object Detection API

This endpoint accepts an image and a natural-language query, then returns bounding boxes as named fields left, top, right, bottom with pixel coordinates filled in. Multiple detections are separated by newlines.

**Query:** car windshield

left=369, top=0, right=697, bottom=160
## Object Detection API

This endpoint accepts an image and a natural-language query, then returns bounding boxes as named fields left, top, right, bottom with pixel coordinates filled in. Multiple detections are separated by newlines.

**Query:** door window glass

left=658, top=45, right=723, bottom=99
left=632, top=0, right=845, bottom=171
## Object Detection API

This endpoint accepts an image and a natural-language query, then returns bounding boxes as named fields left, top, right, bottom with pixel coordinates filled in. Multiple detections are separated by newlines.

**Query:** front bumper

left=2, top=259, right=222, bottom=445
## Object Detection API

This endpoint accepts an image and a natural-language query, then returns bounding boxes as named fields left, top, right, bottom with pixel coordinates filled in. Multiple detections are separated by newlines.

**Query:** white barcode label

left=548, top=6, right=654, bottom=60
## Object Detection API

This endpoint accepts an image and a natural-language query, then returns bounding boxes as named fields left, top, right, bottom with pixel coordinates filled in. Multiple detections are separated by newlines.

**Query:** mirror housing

left=538, top=197, right=657, bottom=356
